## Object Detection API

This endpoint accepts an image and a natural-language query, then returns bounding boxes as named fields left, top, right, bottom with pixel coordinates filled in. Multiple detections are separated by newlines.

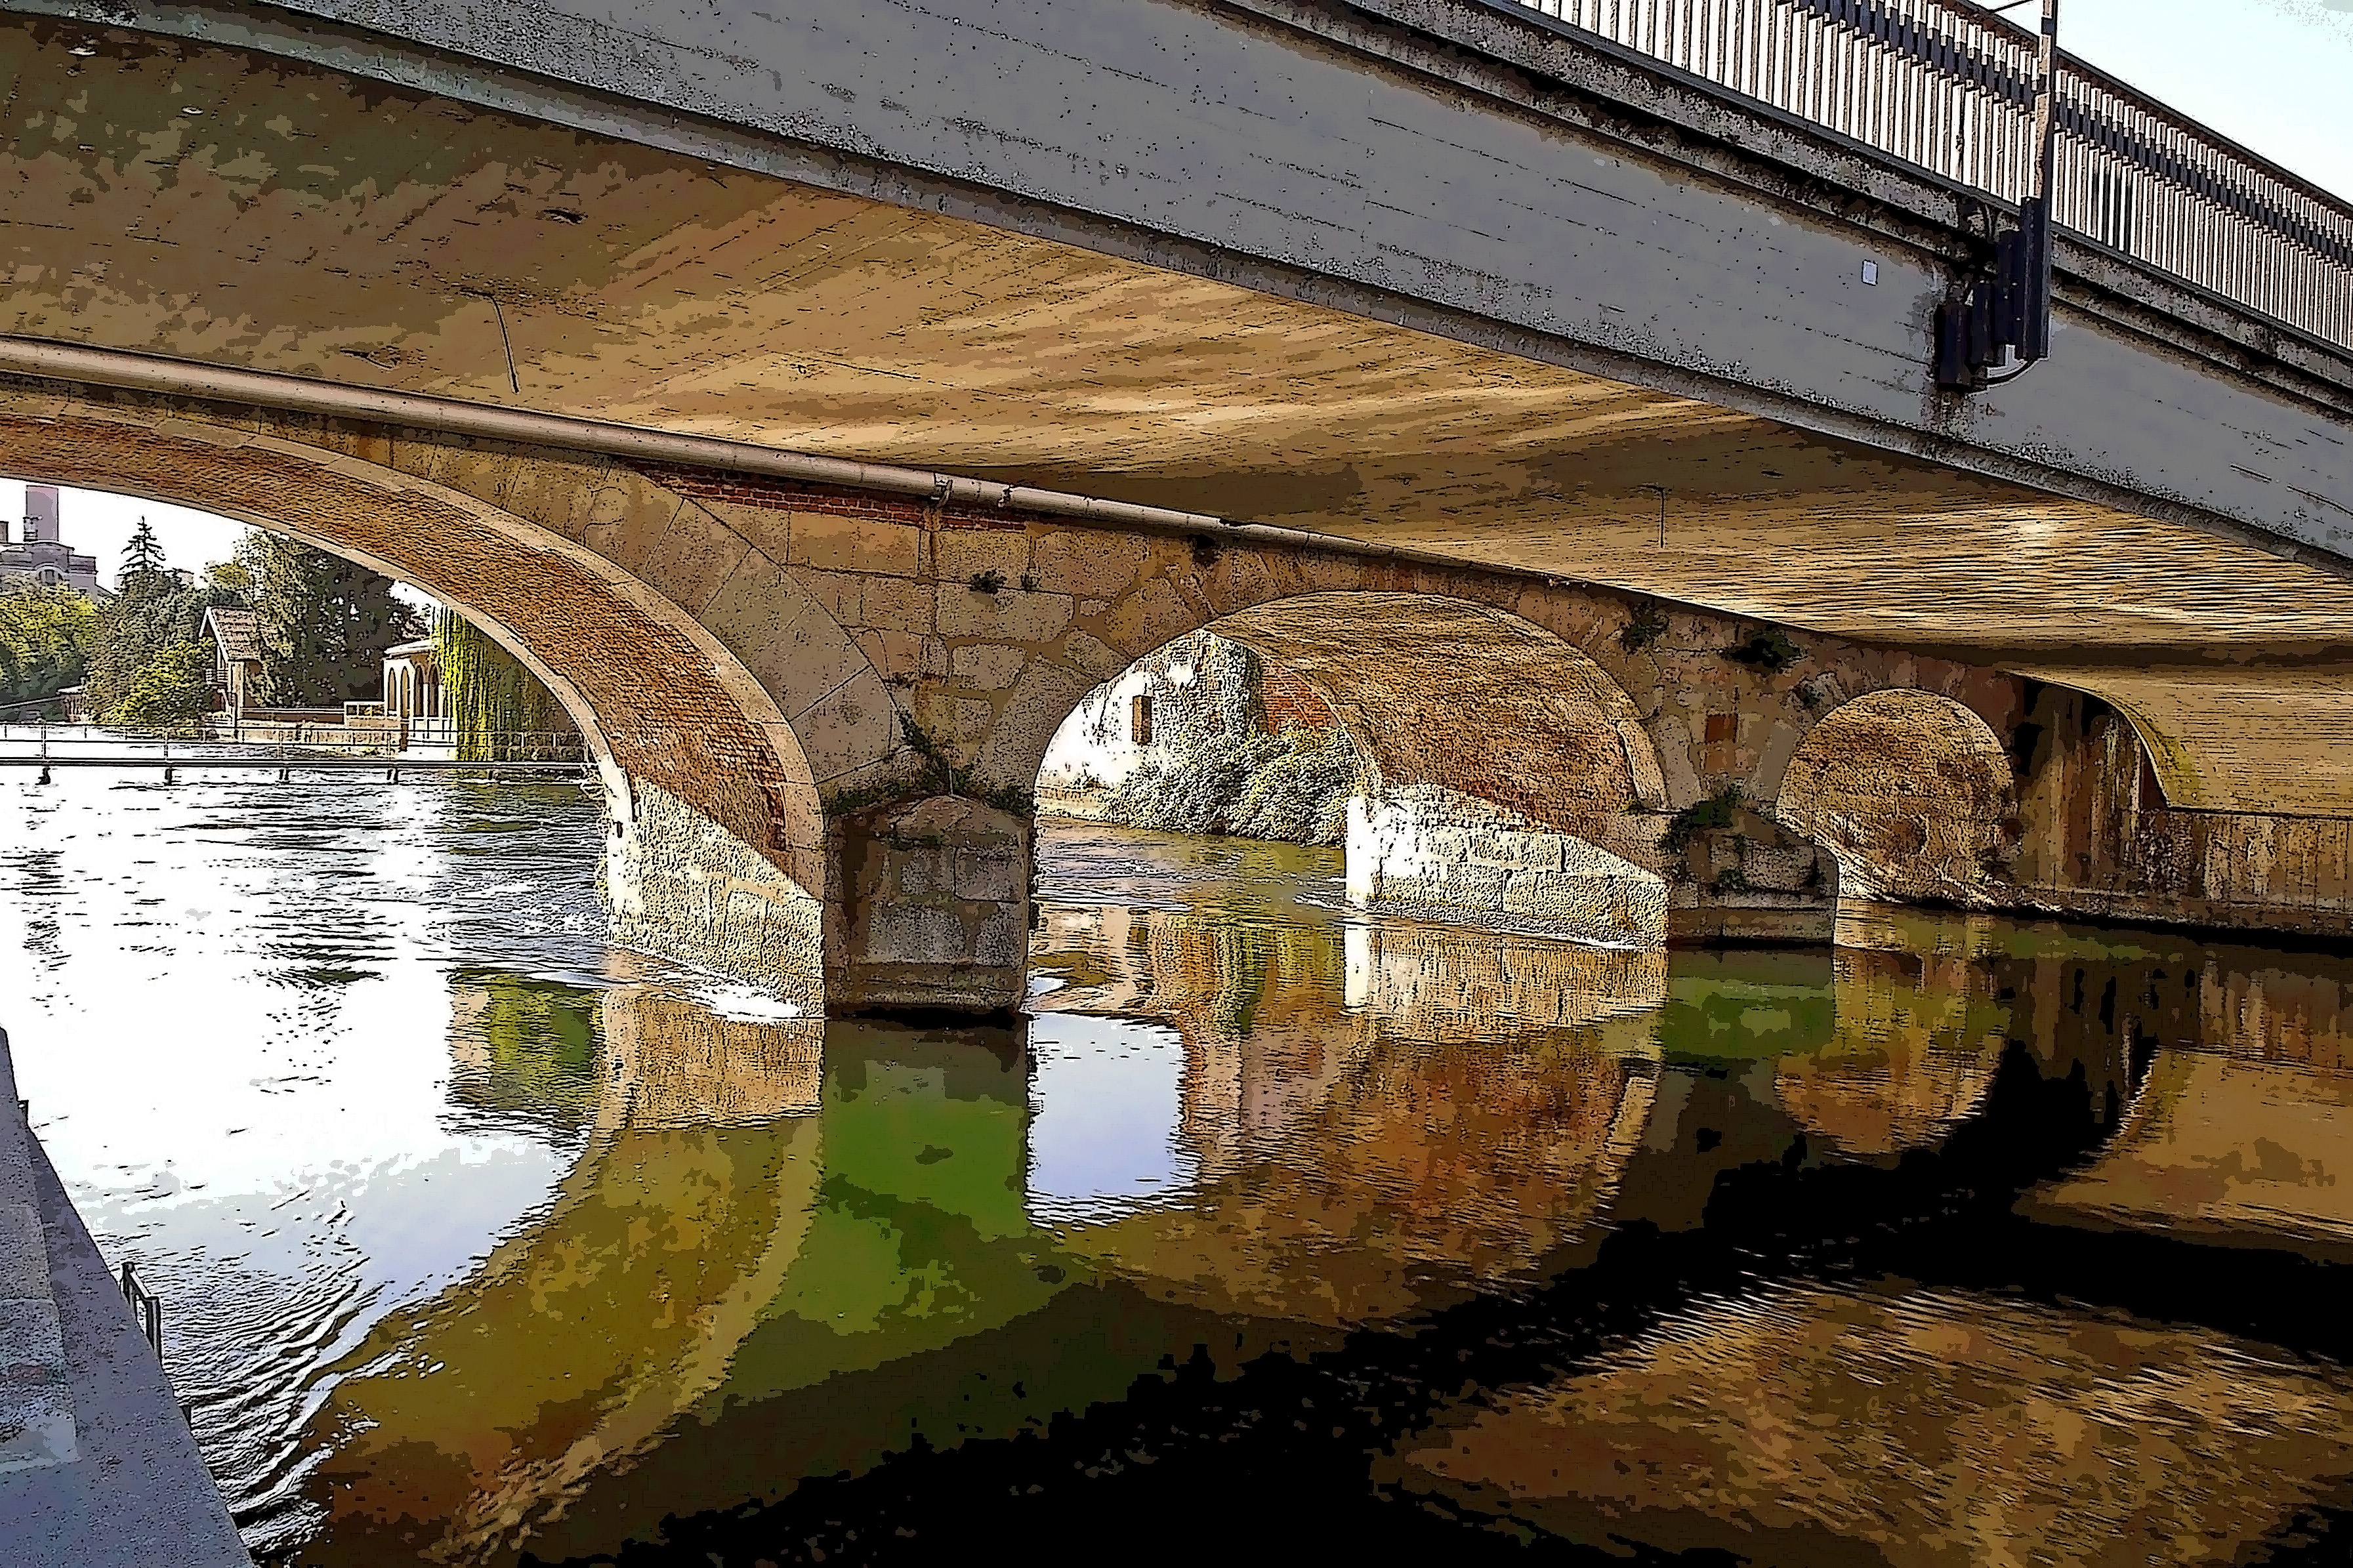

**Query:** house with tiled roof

left=203, top=606, right=263, bottom=719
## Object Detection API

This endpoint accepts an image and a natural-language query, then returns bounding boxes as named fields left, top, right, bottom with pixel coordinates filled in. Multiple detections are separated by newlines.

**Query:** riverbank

left=0, top=1030, right=248, bottom=1567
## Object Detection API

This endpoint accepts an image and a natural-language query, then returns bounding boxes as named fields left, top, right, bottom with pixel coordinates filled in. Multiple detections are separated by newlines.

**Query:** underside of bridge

left=1, top=2, right=2349, bottom=1010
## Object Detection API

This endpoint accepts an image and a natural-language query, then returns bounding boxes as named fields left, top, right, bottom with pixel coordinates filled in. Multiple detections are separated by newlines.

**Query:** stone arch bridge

left=7, top=375, right=2334, bottom=1012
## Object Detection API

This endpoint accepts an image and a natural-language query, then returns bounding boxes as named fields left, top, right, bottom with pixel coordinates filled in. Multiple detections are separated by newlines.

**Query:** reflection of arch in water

left=1031, top=894, right=1667, bottom=1323
left=2031, top=1048, right=2353, bottom=1258
left=292, top=984, right=825, bottom=1564
left=1776, top=690, right=2017, bottom=909
left=1771, top=947, right=2011, bottom=1159
left=0, top=402, right=829, bottom=999
left=1388, top=1283, right=2353, bottom=1563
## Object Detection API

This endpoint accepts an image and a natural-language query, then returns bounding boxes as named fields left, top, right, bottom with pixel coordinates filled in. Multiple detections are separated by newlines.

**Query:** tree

left=0, top=588, right=102, bottom=717
left=83, top=573, right=214, bottom=728
left=244, top=533, right=424, bottom=707
left=121, top=515, right=168, bottom=590
left=433, top=609, right=570, bottom=761
left=108, top=640, right=213, bottom=732
left=203, top=556, right=253, bottom=599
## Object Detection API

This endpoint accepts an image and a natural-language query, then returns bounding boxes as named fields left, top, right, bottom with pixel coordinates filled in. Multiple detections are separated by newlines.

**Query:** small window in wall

left=1131, top=694, right=1154, bottom=746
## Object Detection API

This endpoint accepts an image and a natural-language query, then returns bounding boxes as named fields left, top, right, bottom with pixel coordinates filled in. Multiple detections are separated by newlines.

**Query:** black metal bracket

left=1936, top=197, right=2052, bottom=392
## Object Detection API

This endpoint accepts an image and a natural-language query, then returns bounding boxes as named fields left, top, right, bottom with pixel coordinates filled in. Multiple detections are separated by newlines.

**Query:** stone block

left=794, top=567, right=868, bottom=627
left=949, top=642, right=1030, bottom=691
left=1029, top=528, right=1154, bottom=600
left=585, top=478, right=688, bottom=576
left=864, top=903, right=972, bottom=966
left=975, top=659, right=1099, bottom=789
left=401, top=445, right=522, bottom=517
left=646, top=500, right=755, bottom=617
left=1093, top=576, right=1201, bottom=659
left=789, top=508, right=923, bottom=576
left=490, top=455, right=606, bottom=543
left=1046, top=629, right=1131, bottom=682
left=932, top=527, right=1035, bottom=587
left=973, top=904, right=1028, bottom=967
left=935, top=581, right=1077, bottom=642
left=852, top=571, right=938, bottom=634
left=796, top=667, right=906, bottom=787
left=699, top=554, right=869, bottom=716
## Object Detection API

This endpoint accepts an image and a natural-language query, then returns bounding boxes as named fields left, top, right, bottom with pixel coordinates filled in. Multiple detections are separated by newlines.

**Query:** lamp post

left=1936, top=0, right=2060, bottom=388
left=2019, top=0, right=2060, bottom=361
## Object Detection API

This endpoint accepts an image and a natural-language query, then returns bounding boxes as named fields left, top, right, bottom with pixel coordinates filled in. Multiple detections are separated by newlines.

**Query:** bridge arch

left=1201, top=592, right=1671, bottom=833
left=1020, top=590, right=1685, bottom=945
left=0, top=392, right=831, bottom=1001
left=1774, top=690, right=2018, bottom=909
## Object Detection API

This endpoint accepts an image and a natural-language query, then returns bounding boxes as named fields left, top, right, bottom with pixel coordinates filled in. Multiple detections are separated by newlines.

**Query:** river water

left=5, top=770, right=2352, bottom=1565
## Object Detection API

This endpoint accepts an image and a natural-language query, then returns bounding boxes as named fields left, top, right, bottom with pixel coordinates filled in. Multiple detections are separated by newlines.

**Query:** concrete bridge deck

left=0, top=1032, right=249, bottom=1568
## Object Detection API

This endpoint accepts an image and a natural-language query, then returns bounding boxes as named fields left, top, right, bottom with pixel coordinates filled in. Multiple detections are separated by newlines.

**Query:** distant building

left=381, top=638, right=447, bottom=739
left=1, top=485, right=106, bottom=598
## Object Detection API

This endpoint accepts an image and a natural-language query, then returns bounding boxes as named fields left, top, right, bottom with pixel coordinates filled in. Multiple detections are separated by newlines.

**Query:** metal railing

left=1512, top=0, right=2353, bottom=350
left=119, top=1260, right=163, bottom=1360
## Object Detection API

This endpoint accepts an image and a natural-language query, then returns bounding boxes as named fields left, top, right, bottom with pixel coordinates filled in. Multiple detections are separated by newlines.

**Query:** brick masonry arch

left=0, top=389, right=833, bottom=1000
left=17, top=385, right=2339, bottom=1012
left=1776, top=690, right=2021, bottom=908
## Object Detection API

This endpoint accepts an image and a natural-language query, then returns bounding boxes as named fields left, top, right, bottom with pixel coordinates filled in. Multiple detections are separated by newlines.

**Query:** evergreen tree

left=244, top=533, right=424, bottom=707
left=83, top=573, right=214, bottom=730
left=120, top=516, right=168, bottom=590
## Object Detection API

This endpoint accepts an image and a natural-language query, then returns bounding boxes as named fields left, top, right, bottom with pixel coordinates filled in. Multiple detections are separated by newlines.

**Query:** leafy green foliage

left=1106, top=725, right=1362, bottom=846
left=84, top=577, right=217, bottom=727
left=1619, top=605, right=1671, bottom=653
left=1720, top=627, right=1806, bottom=674
left=246, top=533, right=423, bottom=707
left=434, top=609, right=566, bottom=762
left=108, top=640, right=213, bottom=733
left=0, top=588, right=100, bottom=715
left=1660, top=785, right=1745, bottom=863
left=900, top=712, right=1035, bottom=817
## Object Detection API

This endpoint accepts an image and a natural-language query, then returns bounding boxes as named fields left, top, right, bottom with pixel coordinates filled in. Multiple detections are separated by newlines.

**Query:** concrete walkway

left=0, top=1030, right=249, bottom=1566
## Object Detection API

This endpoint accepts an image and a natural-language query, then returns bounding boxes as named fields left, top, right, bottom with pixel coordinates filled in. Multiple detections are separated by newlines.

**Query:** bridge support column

left=1661, top=804, right=1839, bottom=947
left=602, top=780, right=826, bottom=1010
left=1343, top=787, right=1669, bottom=946
left=828, top=797, right=1032, bottom=1016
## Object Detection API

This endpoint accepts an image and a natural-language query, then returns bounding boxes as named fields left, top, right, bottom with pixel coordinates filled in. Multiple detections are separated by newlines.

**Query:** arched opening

left=1035, top=592, right=1672, bottom=947
left=1775, top=690, right=2018, bottom=909
left=0, top=403, right=830, bottom=1004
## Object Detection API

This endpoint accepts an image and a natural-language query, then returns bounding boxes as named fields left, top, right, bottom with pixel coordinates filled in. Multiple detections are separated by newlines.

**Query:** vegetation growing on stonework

left=434, top=610, right=568, bottom=762
left=1619, top=604, right=1671, bottom=653
left=0, top=588, right=100, bottom=717
left=1659, top=785, right=1745, bottom=878
left=1720, top=627, right=1806, bottom=673
left=1104, top=725, right=1362, bottom=846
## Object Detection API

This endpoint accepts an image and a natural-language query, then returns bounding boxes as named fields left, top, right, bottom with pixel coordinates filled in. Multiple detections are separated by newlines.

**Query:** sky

left=0, top=479, right=435, bottom=608
left=0, top=478, right=249, bottom=592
